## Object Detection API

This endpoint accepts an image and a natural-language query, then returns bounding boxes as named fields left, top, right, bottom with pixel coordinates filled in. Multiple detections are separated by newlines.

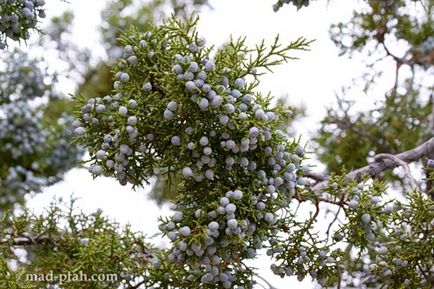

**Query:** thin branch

left=294, top=191, right=347, bottom=207
left=374, top=153, right=419, bottom=191
left=127, top=279, right=146, bottom=289
left=393, top=60, right=400, bottom=91
left=254, top=273, right=279, bottom=289
left=148, top=74, right=166, bottom=96
left=425, top=93, right=434, bottom=197
left=311, top=137, right=434, bottom=195
left=429, top=93, right=434, bottom=134
left=0, top=235, right=54, bottom=246
left=326, top=206, right=342, bottom=241
left=380, top=41, right=414, bottom=67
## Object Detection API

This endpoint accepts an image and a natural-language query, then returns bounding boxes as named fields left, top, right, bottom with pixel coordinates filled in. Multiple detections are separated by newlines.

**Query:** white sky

left=24, top=0, right=398, bottom=288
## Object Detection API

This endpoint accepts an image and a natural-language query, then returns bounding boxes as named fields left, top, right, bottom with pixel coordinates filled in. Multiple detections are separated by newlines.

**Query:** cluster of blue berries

left=0, top=49, right=53, bottom=104
left=0, top=102, right=82, bottom=213
left=325, top=182, right=433, bottom=287
left=0, top=165, right=47, bottom=207
left=0, top=50, right=83, bottom=213
left=74, top=18, right=309, bottom=288
left=0, top=101, right=47, bottom=158
left=340, top=203, right=433, bottom=287
left=0, top=0, right=46, bottom=49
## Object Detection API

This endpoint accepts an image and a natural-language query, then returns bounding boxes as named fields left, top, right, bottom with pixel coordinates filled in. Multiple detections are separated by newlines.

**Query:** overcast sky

left=25, top=0, right=396, bottom=288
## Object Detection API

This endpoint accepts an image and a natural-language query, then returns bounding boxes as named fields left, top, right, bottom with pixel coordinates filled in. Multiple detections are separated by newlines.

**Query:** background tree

left=314, top=0, right=433, bottom=184
left=0, top=48, right=83, bottom=214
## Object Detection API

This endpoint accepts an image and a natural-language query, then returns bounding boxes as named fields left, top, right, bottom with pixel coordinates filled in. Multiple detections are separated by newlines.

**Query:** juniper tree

left=0, top=1, right=433, bottom=289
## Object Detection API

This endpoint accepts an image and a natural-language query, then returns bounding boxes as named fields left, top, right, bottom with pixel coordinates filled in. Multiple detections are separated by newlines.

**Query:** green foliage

left=0, top=199, right=156, bottom=289
left=74, top=15, right=310, bottom=187
left=100, top=0, right=209, bottom=58
left=79, top=0, right=210, bottom=102
left=275, top=0, right=434, bottom=286
left=272, top=0, right=314, bottom=11
left=0, top=255, right=33, bottom=289
left=272, top=174, right=434, bottom=287
left=148, top=99, right=304, bottom=206
left=77, top=2, right=214, bottom=207
left=73, top=15, right=313, bottom=288
left=72, top=13, right=434, bottom=288
left=338, top=189, right=434, bottom=287
left=78, top=63, right=114, bottom=98
left=1, top=1, right=433, bottom=288
left=309, top=0, right=433, bottom=179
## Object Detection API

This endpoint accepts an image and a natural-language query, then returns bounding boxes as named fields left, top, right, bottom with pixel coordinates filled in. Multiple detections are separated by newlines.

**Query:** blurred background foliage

left=313, top=0, right=433, bottom=188
left=314, top=85, right=432, bottom=174
left=0, top=48, right=83, bottom=214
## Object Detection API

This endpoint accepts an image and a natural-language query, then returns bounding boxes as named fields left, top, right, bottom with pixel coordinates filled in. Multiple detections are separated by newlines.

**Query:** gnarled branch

left=310, top=137, right=434, bottom=196
left=374, top=153, right=419, bottom=191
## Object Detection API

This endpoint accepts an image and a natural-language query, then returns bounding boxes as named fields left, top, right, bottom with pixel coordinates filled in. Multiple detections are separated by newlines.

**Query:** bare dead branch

left=311, top=137, right=434, bottom=194
left=374, top=153, right=419, bottom=191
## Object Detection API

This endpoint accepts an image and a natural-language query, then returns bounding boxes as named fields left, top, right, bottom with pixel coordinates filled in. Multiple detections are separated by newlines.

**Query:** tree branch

left=326, top=206, right=342, bottom=241
left=305, top=171, right=327, bottom=182
left=0, top=235, right=54, bottom=246
left=374, top=153, right=419, bottom=191
left=311, top=137, right=434, bottom=195
left=254, top=273, right=279, bottom=289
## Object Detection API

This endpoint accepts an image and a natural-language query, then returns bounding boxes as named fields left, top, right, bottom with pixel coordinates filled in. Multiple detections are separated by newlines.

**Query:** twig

left=148, top=74, right=166, bottom=96
left=374, top=153, right=419, bottom=191
left=0, top=235, right=53, bottom=246
left=427, top=95, right=434, bottom=135
left=380, top=41, right=414, bottom=67
left=128, top=279, right=146, bottom=289
left=254, top=273, right=279, bottom=289
left=326, top=206, right=342, bottom=241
